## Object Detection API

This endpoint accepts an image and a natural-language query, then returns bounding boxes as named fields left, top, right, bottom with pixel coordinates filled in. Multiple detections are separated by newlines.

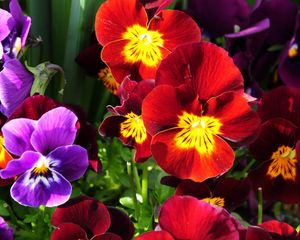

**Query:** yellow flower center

left=98, top=67, right=120, bottom=94
left=33, top=158, right=49, bottom=175
left=202, top=197, right=225, bottom=207
left=288, top=43, right=298, bottom=58
left=267, top=145, right=297, bottom=181
left=0, top=136, right=12, bottom=169
left=120, top=112, right=147, bottom=144
left=122, top=24, right=164, bottom=67
left=174, top=112, right=222, bottom=154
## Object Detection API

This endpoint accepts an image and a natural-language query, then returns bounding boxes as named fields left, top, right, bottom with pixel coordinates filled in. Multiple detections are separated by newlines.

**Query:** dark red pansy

left=95, top=0, right=201, bottom=83
left=99, top=78, right=154, bottom=162
left=135, top=195, right=244, bottom=240
left=8, top=95, right=101, bottom=172
left=175, top=177, right=252, bottom=211
left=259, top=220, right=299, bottom=239
left=51, top=195, right=133, bottom=240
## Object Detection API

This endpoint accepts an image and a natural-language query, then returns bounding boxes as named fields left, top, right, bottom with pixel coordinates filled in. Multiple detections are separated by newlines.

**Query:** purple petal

left=0, top=151, right=41, bottom=179
left=225, top=18, right=270, bottom=38
left=30, top=107, right=78, bottom=154
left=2, top=118, right=36, bottom=155
left=0, top=44, right=3, bottom=59
left=0, top=9, right=14, bottom=41
left=47, top=145, right=88, bottom=182
left=9, top=0, right=31, bottom=47
left=0, top=58, right=33, bottom=117
left=0, top=217, right=14, bottom=240
left=11, top=169, right=71, bottom=207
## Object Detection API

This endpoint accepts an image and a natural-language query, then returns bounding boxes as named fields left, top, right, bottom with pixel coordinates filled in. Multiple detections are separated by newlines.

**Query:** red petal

left=175, top=180, right=211, bottom=199
left=246, top=226, right=272, bottom=240
left=134, top=132, right=152, bottom=162
left=260, top=220, right=297, bottom=238
left=95, top=0, right=148, bottom=46
left=51, top=223, right=88, bottom=240
left=51, top=195, right=111, bottom=236
left=92, top=233, right=122, bottom=240
left=135, top=231, right=174, bottom=240
left=151, top=128, right=235, bottom=182
left=159, top=196, right=241, bottom=240
left=205, top=92, right=260, bottom=145
left=149, top=10, right=201, bottom=51
left=156, top=42, right=244, bottom=100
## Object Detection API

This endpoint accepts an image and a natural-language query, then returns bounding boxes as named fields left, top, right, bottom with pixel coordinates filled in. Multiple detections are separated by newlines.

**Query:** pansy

left=99, top=78, right=154, bottom=162
left=175, top=177, right=251, bottom=211
left=249, top=87, right=300, bottom=203
left=135, top=195, right=244, bottom=240
left=142, top=42, right=260, bottom=182
left=0, top=216, right=14, bottom=240
left=51, top=195, right=134, bottom=240
left=0, top=107, right=88, bottom=207
left=0, top=134, right=14, bottom=186
left=95, top=0, right=201, bottom=83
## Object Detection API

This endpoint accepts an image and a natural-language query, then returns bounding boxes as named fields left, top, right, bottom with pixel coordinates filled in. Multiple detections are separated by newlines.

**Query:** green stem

left=127, top=162, right=140, bottom=219
left=241, top=159, right=256, bottom=177
left=141, top=164, right=148, bottom=204
left=257, top=187, right=263, bottom=225
left=132, top=162, right=142, bottom=195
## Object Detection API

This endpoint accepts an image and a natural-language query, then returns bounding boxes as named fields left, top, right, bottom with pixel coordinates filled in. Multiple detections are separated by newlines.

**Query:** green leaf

left=0, top=200, right=10, bottom=216
left=120, top=197, right=135, bottom=209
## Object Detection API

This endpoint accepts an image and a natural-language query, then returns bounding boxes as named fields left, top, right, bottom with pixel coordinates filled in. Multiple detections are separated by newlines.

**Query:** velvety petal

left=142, top=85, right=184, bottom=135
left=149, top=10, right=201, bottom=51
left=30, top=107, right=78, bottom=155
left=135, top=231, right=174, bottom=240
left=0, top=9, right=14, bottom=41
left=47, top=145, right=88, bottom=182
left=99, top=115, right=126, bottom=137
left=133, top=133, right=152, bottom=162
left=0, top=58, right=33, bottom=117
left=51, top=195, right=111, bottom=236
left=95, top=0, right=148, bottom=46
left=175, top=180, right=211, bottom=199
left=0, top=216, right=14, bottom=240
left=151, top=128, right=235, bottom=182
left=51, top=223, right=88, bottom=240
left=205, top=92, right=260, bottom=144
left=156, top=43, right=244, bottom=100
left=2, top=118, right=36, bottom=155
left=260, top=220, right=298, bottom=238
left=159, top=196, right=240, bottom=239
left=0, top=151, right=41, bottom=179
left=246, top=226, right=272, bottom=240
left=11, top=169, right=72, bottom=207
left=107, top=207, right=134, bottom=240
left=8, top=95, right=58, bottom=121
left=249, top=118, right=297, bottom=162
left=92, top=233, right=122, bottom=240
left=258, top=86, right=300, bottom=125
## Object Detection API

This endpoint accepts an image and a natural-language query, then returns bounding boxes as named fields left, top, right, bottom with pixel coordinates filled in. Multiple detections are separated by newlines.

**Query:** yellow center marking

left=174, top=112, right=222, bottom=154
left=33, top=159, right=49, bottom=175
left=120, top=112, right=147, bottom=144
left=122, top=24, right=164, bottom=67
left=98, top=67, right=120, bottom=94
left=202, top=197, right=225, bottom=207
left=0, top=136, right=12, bottom=169
left=288, top=43, right=298, bottom=58
left=267, top=145, right=297, bottom=181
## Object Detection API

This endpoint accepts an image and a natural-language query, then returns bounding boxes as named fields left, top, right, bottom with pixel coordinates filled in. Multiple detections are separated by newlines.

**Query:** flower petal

left=2, top=118, right=36, bottom=155
left=159, top=196, right=241, bottom=239
left=51, top=195, right=111, bottom=236
left=0, top=9, right=14, bottom=41
left=260, top=220, right=297, bottom=238
left=135, top=231, right=174, bottom=240
left=151, top=128, right=235, bottom=182
left=51, top=223, right=88, bottom=240
left=92, top=233, right=122, bottom=240
left=47, top=145, right=88, bottom=182
left=95, top=0, right=148, bottom=46
left=149, top=10, right=201, bottom=51
left=30, top=107, right=78, bottom=154
left=0, top=58, right=33, bottom=117
left=156, top=42, right=244, bottom=100
left=11, top=170, right=72, bottom=207
left=205, top=92, right=260, bottom=145
left=0, top=151, right=41, bottom=179
left=246, top=226, right=272, bottom=240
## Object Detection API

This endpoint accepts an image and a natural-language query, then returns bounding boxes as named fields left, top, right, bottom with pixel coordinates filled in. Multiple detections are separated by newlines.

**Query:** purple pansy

left=0, top=216, right=14, bottom=240
left=0, top=107, right=89, bottom=207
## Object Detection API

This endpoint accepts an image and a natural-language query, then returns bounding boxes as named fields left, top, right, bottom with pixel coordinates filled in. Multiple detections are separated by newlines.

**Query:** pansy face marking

left=175, top=112, right=222, bottom=154
left=98, top=67, right=120, bottom=94
left=202, top=197, right=225, bottom=207
left=120, top=112, right=147, bottom=144
left=122, top=24, right=164, bottom=67
left=267, top=145, right=297, bottom=181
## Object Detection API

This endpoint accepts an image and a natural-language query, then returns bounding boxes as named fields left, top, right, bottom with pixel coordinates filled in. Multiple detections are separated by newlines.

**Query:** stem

left=257, top=187, right=263, bottom=225
left=132, top=162, right=142, bottom=195
left=127, top=162, right=140, bottom=219
left=141, top=164, right=148, bottom=204
left=241, top=159, right=256, bottom=177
